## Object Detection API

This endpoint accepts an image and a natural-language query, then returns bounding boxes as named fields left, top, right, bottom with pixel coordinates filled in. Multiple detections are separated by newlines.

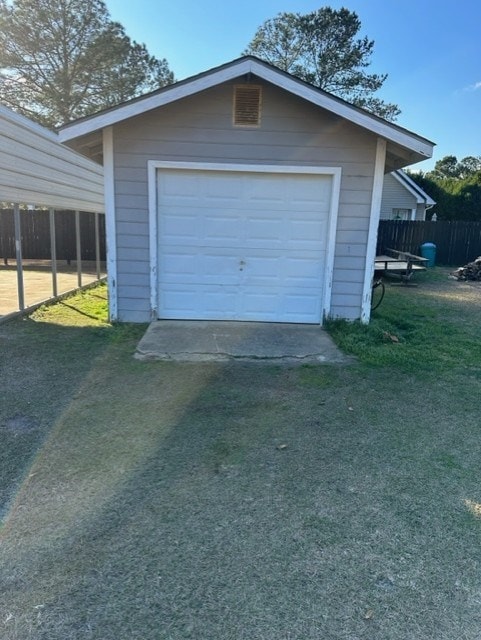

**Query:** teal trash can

left=420, top=242, right=436, bottom=267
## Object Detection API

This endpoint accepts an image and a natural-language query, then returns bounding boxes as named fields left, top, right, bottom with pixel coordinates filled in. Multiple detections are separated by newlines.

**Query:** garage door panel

left=282, top=294, right=322, bottom=322
left=203, top=214, right=244, bottom=244
left=161, top=212, right=199, bottom=242
left=160, top=251, right=197, bottom=280
left=161, top=210, right=325, bottom=251
left=161, top=284, right=239, bottom=320
left=157, top=169, right=332, bottom=323
left=163, top=287, right=321, bottom=323
left=159, top=173, right=202, bottom=199
left=242, top=252, right=324, bottom=287
left=244, top=215, right=284, bottom=243
left=161, top=249, right=325, bottom=283
left=202, top=253, right=242, bottom=284
left=241, top=290, right=321, bottom=323
left=205, top=174, right=244, bottom=199
left=160, top=249, right=242, bottom=286
left=287, top=220, right=327, bottom=248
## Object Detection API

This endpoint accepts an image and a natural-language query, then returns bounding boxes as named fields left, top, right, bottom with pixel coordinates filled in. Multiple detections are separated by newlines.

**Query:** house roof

left=58, top=56, right=435, bottom=171
left=392, top=169, right=436, bottom=205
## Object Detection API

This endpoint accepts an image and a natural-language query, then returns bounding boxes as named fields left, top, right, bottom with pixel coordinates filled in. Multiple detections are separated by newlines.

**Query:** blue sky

left=107, top=0, right=481, bottom=172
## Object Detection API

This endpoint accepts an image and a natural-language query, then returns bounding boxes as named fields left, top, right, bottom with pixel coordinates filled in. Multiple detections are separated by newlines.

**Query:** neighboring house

left=59, top=56, right=434, bottom=324
left=380, top=170, right=435, bottom=221
left=0, top=104, right=103, bottom=212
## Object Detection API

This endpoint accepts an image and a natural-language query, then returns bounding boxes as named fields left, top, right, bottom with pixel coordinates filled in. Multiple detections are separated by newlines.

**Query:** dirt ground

left=0, top=260, right=106, bottom=317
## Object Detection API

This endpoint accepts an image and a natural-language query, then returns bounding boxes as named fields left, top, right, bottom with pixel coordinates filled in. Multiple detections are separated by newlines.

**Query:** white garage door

left=157, top=168, right=332, bottom=323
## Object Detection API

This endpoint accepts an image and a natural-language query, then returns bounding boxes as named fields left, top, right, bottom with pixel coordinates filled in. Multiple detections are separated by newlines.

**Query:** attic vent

left=233, top=85, right=262, bottom=127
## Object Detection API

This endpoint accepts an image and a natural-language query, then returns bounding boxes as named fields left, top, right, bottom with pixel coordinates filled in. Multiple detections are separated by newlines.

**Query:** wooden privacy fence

left=377, top=220, right=481, bottom=266
left=0, top=209, right=106, bottom=263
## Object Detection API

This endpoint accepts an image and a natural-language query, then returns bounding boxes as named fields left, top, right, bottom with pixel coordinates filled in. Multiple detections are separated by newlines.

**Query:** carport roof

left=58, top=56, right=435, bottom=172
left=0, top=104, right=104, bottom=211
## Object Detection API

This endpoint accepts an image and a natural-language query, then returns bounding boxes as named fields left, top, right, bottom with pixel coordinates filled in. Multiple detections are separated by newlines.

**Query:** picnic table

left=375, top=248, right=428, bottom=285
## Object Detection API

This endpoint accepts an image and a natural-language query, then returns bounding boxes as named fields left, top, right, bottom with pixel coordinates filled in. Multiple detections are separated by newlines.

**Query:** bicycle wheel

left=371, top=279, right=385, bottom=311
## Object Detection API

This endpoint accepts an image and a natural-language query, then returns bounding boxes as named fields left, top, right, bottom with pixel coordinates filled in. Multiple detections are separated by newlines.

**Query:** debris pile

left=452, top=256, right=481, bottom=280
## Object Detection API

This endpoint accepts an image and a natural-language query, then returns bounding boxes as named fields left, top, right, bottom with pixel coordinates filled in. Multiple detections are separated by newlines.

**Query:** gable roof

left=58, top=56, right=434, bottom=170
left=392, top=169, right=436, bottom=205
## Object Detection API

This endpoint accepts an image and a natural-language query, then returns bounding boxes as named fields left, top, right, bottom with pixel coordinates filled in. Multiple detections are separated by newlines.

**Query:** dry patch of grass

left=2, top=277, right=481, bottom=639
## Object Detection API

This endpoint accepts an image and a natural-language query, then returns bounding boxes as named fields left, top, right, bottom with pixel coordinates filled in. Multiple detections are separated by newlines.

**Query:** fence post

left=13, top=203, right=25, bottom=311
left=75, top=210, right=82, bottom=287
left=49, top=209, right=58, bottom=298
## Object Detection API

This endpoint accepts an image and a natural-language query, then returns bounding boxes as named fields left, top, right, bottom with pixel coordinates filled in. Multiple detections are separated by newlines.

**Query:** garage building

left=59, top=56, right=434, bottom=324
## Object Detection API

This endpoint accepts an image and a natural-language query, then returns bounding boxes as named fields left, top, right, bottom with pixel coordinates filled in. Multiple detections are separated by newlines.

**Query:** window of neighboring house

left=392, top=208, right=412, bottom=220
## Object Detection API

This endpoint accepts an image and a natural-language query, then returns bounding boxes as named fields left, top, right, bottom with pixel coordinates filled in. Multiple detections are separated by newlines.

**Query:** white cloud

left=464, top=81, right=481, bottom=92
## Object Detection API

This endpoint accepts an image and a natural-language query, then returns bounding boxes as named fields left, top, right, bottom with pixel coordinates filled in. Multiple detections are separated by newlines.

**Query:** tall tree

left=429, top=155, right=481, bottom=180
left=408, top=157, right=481, bottom=220
left=0, top=0, right=174, bottom=128
left=244, top=7, right=400, bottom=121
left=430, top=155, right=462, bottom=179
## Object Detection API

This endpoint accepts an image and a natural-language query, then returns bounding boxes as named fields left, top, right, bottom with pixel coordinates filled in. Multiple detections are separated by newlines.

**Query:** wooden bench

left=375, top=248, right=428, bottom=285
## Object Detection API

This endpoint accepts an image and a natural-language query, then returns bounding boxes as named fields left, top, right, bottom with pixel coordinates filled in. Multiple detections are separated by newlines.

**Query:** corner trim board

left=361, top=137, right=387, bottom=323
left=103, top=126, right=118, bottom=321
left=148, top=161, right=158, bottom=318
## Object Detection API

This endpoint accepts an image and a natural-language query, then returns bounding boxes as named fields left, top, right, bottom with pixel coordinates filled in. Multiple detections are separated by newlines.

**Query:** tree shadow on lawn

left=2, top=350, right=481, bottom=639
left=0, top=317, right=143, bottom=522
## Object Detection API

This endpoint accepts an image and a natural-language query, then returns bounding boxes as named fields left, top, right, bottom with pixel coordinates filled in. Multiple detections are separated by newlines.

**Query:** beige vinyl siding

left=0, top=105, right=103, bottom=211
left=112, top=80, right=376, bottom=322
left=380, top=172, right=418, bottom=221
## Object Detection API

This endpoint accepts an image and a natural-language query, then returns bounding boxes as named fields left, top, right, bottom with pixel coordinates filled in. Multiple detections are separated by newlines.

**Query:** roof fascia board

left=254, top=63, right=433, bottom=158
left=59, top=59, right=255, bottom=141
left=392, top=170, right=424, bottom=203
left=395, top=169, right=435, bottom=205
left=393, top=169, right=435, bottom=204
left=0, top=104, right=58, bottom=141
left=59, top=57, right=433, bottom=159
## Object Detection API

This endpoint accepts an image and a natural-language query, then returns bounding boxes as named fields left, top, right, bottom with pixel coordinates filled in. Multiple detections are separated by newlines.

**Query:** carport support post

left=49, top=208, right=58, bottom=297
left=94, top=212, right=101, bottom=280
left=0, top=210, right=7, bottom=265
left=13, top=203, right=25, bottom=311
left=75, top=210, right=82, bottom=287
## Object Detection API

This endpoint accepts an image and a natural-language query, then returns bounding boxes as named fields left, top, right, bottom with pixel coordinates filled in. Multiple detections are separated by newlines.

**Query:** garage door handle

left=239, top=259, right=246, bottom=271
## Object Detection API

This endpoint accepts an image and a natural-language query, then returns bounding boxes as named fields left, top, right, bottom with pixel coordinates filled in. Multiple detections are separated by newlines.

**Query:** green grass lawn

left=1, top=273, right=481, bottom=639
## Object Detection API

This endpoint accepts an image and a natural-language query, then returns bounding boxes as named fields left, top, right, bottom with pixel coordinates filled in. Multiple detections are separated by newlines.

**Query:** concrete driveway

left=135, top=320, right=352, bottom=363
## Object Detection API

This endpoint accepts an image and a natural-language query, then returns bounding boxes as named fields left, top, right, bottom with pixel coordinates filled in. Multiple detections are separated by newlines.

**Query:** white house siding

left=415, top=203, right=426, bottom=221
left=0, top=105, right=103, bottom=211
left=380, top=172, right=418, bottom=221
left=112, top=80, right=377, bottom=322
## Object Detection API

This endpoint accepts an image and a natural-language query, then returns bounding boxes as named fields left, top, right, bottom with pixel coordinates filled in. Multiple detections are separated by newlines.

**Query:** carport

left=0, top=105, right=105, bottom=319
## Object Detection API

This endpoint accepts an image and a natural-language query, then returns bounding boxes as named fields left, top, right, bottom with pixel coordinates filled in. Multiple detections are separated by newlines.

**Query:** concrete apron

left=135, top=320, right=352, bottom=364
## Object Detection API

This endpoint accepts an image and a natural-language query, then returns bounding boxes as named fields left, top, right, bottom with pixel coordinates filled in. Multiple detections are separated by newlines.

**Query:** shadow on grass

left=0, top=350, right=356, bottom=639
left=0, top=316, right=144, bottom=522
left=3, top=272, right=481, bottom=638
left=2, top=343, right=481, bottom=639
left=57, top=301, right=106, bottom=321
